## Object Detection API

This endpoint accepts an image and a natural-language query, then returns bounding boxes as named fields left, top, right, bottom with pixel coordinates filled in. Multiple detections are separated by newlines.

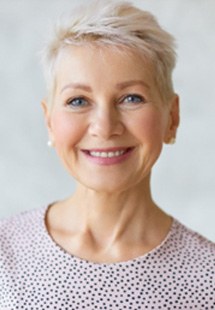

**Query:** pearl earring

left=47, top=140, right=54, bottom=147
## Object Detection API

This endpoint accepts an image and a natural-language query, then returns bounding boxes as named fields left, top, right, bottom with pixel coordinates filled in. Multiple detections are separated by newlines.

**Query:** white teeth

left=89, top=150, right=126, bottom=158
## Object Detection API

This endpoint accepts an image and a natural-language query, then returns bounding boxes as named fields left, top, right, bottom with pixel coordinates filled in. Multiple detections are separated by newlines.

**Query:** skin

left=42, top=45, right=179, bottom=263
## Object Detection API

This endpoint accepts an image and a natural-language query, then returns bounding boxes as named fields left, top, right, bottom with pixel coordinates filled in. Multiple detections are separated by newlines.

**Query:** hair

left=41, top=0, right=176, bottom=105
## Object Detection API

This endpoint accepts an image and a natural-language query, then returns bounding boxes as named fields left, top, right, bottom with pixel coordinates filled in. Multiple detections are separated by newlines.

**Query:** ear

left=41, top=99, right=55, bottom=144
left=164, top=94, right=180, bottom=144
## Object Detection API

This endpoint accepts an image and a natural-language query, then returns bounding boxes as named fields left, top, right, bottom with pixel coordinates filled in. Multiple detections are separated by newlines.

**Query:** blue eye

left=123, top=94, right=144, bottom=104
left=66, top=97, right=88, bottom=108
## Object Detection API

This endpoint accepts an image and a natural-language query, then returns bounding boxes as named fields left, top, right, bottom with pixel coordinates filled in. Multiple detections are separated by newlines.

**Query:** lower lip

left=81, top=148, right=135, bottom=166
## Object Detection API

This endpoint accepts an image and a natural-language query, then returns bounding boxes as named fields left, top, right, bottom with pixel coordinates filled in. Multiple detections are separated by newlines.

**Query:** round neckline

left=41, top=204, right=177, bottom=267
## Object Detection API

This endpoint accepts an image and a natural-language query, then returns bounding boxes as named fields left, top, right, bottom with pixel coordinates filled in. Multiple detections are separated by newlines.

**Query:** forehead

left=56, top=44, right=152, bottom=75
left=54, top=44, right=155, bottom=92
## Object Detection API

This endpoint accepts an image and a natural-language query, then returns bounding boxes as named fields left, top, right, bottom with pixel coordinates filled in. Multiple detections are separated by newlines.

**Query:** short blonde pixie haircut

left=41, top=0, right=176, bottom=105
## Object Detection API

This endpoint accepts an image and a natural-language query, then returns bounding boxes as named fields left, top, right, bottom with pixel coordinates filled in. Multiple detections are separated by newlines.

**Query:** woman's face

left=42, top=45, right=179, bottom=193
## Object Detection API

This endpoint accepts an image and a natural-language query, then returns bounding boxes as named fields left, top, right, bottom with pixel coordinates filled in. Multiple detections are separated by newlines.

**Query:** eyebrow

left=60, top=80, right=149, bottom=94
left=60, top=83, right=92, bottom=94
left=116, top=80, right=150, bottom=89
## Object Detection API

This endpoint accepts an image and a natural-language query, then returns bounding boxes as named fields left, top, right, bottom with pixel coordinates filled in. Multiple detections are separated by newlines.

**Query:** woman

left=0, top=1, right=214, bottom=309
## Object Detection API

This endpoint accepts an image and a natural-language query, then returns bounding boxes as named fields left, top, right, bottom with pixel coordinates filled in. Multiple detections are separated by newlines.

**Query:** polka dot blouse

left=0, top=206, right=214, bottom=309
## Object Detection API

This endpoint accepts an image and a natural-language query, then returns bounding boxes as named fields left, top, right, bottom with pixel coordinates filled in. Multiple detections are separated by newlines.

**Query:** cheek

left=127, top=109, right=166, bottom=143
left=51, top=112, right=84, bottom=147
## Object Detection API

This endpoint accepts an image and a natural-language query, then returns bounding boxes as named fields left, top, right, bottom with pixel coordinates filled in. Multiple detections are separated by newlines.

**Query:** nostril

left=89, top=114, right=124, bottom=138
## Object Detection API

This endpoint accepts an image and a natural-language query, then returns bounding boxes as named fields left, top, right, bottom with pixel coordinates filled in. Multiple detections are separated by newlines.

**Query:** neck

left=61, top=175, right=169, bottom=247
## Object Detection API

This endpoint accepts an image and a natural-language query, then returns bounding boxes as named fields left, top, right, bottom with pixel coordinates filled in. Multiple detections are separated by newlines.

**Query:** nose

left=89, top=106, right=124, bottom=140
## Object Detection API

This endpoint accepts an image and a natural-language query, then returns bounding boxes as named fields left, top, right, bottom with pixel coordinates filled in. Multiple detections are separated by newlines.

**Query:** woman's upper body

left=1, top=0, right=214, bottom=308
left=0, top=205, right=214, bottom=309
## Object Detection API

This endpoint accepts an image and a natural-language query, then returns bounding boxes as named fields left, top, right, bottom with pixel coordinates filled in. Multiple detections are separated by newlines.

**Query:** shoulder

left=173, top=219, right=214, bottom=251
left=168, top=219, right=215, bottom=267
left=0, top=206, right=46, bottom=233
left=0, top=206, right=47, bottom=254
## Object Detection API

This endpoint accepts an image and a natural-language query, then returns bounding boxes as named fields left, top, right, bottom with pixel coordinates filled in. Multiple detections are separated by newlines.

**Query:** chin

left=75, top=169, right=148, bottom=195
left=76, top=176, right=133, bottom=194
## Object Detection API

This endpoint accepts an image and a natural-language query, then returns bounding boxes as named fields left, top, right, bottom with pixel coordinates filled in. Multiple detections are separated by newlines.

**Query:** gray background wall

left=0, top=0, right=214, bottom=241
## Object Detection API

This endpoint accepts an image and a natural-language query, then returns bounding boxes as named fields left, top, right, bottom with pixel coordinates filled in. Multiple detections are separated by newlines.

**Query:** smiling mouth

left=83, top=147, right=134, bottom=158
